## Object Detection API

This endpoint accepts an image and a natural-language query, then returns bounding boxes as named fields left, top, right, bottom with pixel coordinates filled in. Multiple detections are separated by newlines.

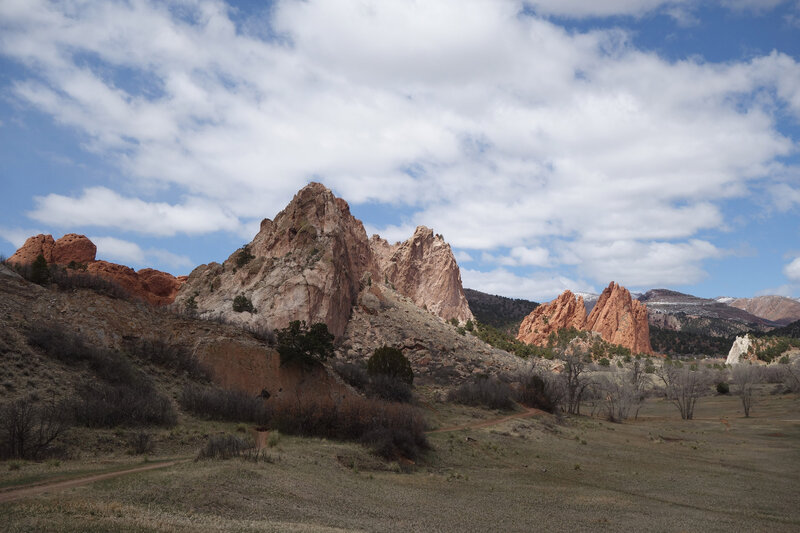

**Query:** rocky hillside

left=517, top=282, right=652, bottom=355
left=336, top=274, right=526, bottom=385
left=176, top=183, right=472, bottom=338
left=0, top=262, right=351, bottom=405
left=728, top=295, right=800, bottom=325
left=463, top=288, right=538, bottom=332
left=8, top=233, right=184, bottom=306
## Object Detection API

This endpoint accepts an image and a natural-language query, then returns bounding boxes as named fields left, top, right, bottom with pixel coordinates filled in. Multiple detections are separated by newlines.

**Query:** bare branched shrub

left=598, top=372, right=645, bottom=423
left=269, top=394, right=428, bottom=460
left=447, top=376, right=515, bottom=410
left=516, top=365, right=564, bottom=414
left=783, top=359, right=800, bottom=393
left=657, top=364, right=712, bottom=420
left=197, top=434, right=253, bottom=460
left=732, top=365, right=759, bottom=417
left=125, top=338, right=211, bottom=381
left=128, top=432, right=154, bottom=455
left=0, top=396, right=70, bottom=460
left=179, top=385, right=270, bottom=424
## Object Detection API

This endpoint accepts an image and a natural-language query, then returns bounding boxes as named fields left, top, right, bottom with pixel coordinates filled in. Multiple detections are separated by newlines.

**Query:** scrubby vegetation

left=275, top=320, right=334, bottom=367
left=334, top=361, right=412, bottom=403
left=26, top=323, right=177, bottom=427
left=447, top=376, right=515, bottom=410
left=0, top=396, right=69, bottom=460
left=5, top=257, right=131, bottom=300
left=125, top=337, right=211, bottom=381
left=471, top=321, right=552, bottom=358
left=197, top=433, right=254, bottom=460
left=180, top=385, right=270, bottom=424
left=650, top=327, right=734, bottom=356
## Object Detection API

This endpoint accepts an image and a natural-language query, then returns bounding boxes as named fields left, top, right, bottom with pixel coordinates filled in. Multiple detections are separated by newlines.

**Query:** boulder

left=726, top=335, right=754, bottom=365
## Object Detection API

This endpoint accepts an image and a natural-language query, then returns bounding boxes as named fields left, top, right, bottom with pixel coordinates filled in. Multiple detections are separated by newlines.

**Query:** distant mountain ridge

left=462, top=288, right=538, bottom=332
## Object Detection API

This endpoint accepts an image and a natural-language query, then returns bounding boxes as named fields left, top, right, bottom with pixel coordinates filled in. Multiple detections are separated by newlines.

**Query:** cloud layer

left=1, top=0, right=799, bottom=299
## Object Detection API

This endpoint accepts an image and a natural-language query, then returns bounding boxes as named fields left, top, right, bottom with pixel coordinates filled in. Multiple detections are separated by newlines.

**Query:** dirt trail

left=0, top=459, right=190, bottom=504
left=427, top=407, right=543, bottom=434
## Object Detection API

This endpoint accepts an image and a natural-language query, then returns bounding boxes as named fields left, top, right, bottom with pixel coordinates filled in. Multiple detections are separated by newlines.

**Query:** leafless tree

left=559, top=351, right=593, bottom=415
left=732, top=364, right=759, bottom=417
left=0, top=396, right=69, bottom=459
left=599, top=361, right=648, bottom=422
left=657, top=363, right=711, bottom=420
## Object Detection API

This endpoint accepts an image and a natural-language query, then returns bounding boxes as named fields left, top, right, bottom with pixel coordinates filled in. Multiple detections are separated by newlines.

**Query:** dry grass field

left=1, top=388, right=798, bottom=532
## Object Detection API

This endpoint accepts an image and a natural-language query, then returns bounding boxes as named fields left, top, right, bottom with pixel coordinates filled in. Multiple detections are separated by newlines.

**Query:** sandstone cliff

left=517, top=282, right=653, bottom=355
left=8, top=233, right=182, bottom=306
left=177, top=183, right=473, bottom=337
left=586, top=282, right=653, bottom=355
left=176, top=183, right=377, bottom=338
left=517, top=290, right=587, bottom=346
left=371, top=227, right=473, bottom=323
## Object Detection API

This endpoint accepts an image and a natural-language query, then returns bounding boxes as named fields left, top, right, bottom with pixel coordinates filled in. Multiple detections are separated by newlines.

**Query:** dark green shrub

left=235, top=245, right=255, bottom=268
left=716, top=382, right=730, bottom=394
left=30, top=254, right=50, bottom=285
left=232, top=294, right=255, bottom=313
left=367, top=346, right=413, bottom=385
left=599, top=358, right=610, bottom=367
left=275, top=321, right=334, bottom=367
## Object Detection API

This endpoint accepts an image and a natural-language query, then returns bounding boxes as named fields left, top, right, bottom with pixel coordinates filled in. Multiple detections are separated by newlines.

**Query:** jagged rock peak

left=177, top=182, right=377, bottom=338
left=371, top=225, right=473, bottom=323
left=517, top=290, right=587, bottom=346
left=585, top=281, right=653, bottom=355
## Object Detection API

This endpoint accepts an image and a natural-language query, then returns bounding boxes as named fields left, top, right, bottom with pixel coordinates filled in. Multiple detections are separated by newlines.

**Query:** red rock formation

left=9, top=233, right=97, bottom=265
left=371, top=226, right=473, bottom=323
left=517, top=290, right=587, bottom=346
left=8, top=234, right=56, bottom=264
left=517, top=282, right=653, bottom=355
left=52, top=233, right=96, bottom=264
left=585, top=282, right=652, bottom=355
left=9, top=234, right=182, bottom=307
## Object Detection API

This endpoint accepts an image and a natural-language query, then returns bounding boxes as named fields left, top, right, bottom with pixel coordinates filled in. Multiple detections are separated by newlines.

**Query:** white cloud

left=0, top=0, right=798, bottom=288
left=91, top=236, right=193, bottom=271
left=784, top=256, right=800, bottom=281
left=525, top=0, right=787, bottom=18
left=566, top=239, right=725, bottom=288
left=454, top=250, right=474, bottom=263
left=462, top=267, right=595, bottom=302
left=29, top=187, right=241, bottom=236
left=0, top=226, right=45, bottom=248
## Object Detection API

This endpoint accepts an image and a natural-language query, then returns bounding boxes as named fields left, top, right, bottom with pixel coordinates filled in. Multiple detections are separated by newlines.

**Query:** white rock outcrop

left=726, top=335, right=753, bottom=365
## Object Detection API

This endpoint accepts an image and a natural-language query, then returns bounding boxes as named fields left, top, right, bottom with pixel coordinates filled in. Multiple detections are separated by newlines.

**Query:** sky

left=1, top=0, right=800, bottom=303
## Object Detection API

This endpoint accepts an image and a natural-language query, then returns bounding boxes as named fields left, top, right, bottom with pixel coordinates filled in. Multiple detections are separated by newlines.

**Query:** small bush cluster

left=197, top=434, right=253, bottom=460
left=269, top=395, right=428, bottom=460
left=128, top=432, right=154, bottom=455
left=179, top=385, right=269, bottom=424
left=235, top=245, right=255, bottom=268
left=716, top=382, right=730, bottom=394
left=447, top=377, right=515, bottom=410
left=517, top=372, right=563, bottom=413
left=367, top=346, right=413, bottom=385
left=232, top=294, right=255, bottom=313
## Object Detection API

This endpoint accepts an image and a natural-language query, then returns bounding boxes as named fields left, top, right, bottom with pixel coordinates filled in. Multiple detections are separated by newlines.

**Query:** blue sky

left=1, top=0, right=800, bottom=302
